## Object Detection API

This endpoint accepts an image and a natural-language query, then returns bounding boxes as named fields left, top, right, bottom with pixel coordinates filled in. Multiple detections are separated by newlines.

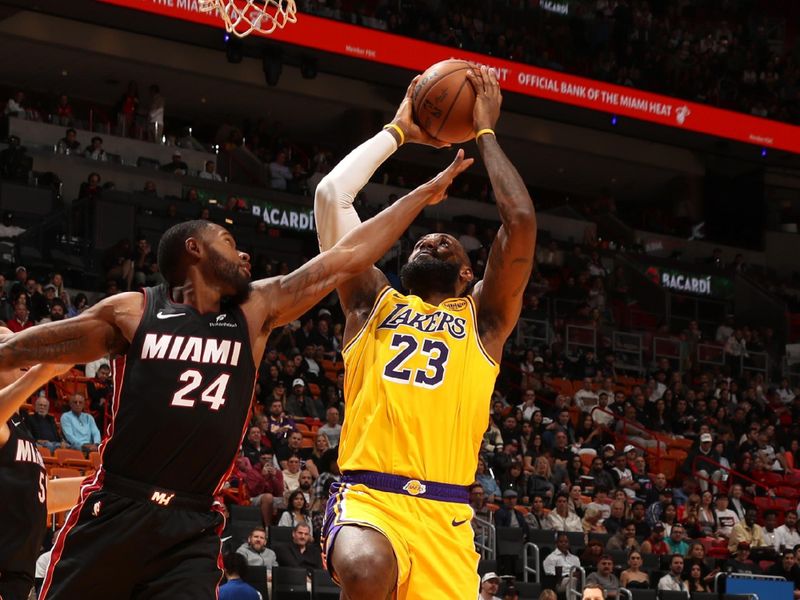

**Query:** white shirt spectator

left=545, top=510, right=583, bottom=532
left=84, top=357, right=111, bottom=379
left=716, top=323, right=734, bottom=344
left=715, top=509, right=739, bottom=537
left=658, top=573, right=689, bottom=592
left=586, top=501, right=612, bottom=520
left=269, top=155, right=293, bottom=190
left=318, top=422, right=342, bottom=447
left=591, top=405, right=614, bottom=427
left=724, top=335, right=747, bottom=357
left=574, top=388, right=599, bottom=410
left=777, top=385, right=795, bottom=405
left=542, top=549, right=581, bottom=576
left=775, top=523, right=800, bottom=552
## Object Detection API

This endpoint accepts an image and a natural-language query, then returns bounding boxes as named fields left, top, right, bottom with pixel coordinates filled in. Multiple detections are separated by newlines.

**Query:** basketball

left=412, top=59, right=476, bottom=144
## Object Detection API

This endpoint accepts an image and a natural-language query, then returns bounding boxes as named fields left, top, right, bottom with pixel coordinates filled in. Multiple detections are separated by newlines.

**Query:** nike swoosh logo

left=156, top=311, right=186, bottom=320
left=452, top=518, right=468, bottom=527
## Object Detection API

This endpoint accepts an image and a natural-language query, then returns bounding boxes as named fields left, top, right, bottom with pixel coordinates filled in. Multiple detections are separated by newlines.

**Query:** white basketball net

left=198, top=0, right=297, bottom=38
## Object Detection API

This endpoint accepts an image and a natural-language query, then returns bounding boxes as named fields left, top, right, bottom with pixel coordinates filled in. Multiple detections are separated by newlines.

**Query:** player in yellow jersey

left=315, top=65, right=536, bottom=599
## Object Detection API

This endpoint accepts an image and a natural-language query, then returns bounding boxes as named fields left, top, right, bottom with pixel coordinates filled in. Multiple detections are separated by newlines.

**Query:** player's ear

left=460, top=264, right=474, bottom=285
left=184, top=237, right=203, bottom=260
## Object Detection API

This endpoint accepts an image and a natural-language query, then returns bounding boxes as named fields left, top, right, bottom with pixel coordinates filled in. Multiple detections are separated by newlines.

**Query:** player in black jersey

left=0, top=340, right=79, bottom=600
left=0, top=152, right=471, bottom=600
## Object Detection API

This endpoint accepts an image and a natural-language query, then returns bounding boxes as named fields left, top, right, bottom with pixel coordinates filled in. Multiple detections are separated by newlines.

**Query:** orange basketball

left=412, top=59, right=476, bottom=144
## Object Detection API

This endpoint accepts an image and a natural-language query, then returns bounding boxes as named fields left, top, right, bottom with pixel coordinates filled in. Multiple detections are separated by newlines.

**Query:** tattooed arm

left=468, top=67, right=537, bottom=362
left=250, top=150, right=473, bottom=330
left=0, top=293, right=139, bottom=369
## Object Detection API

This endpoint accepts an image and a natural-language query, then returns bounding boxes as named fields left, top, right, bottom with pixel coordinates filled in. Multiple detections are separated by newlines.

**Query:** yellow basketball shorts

left=321, top=471, right=480, bottom=599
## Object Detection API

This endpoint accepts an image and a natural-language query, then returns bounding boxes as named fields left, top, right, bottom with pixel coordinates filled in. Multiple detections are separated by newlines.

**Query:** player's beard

left=400, top=256, right=461, bottom=297
left=208, top=246, right=251, bottom=304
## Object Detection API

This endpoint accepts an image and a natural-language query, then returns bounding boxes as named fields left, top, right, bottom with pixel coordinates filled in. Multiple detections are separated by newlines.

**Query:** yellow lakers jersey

left=339, top=287, right=500, bottom=486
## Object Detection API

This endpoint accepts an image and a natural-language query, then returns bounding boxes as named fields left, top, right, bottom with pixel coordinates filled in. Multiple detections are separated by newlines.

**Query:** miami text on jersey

left=140, top=333, right=243, bottom=366
left=15, top=438, right=44, bottom=467
left=376, top=303, right=467, bottom=339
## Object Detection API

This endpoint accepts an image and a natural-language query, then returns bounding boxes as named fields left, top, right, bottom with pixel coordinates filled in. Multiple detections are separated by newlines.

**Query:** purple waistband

left=341, top=470, right=469, bottom=503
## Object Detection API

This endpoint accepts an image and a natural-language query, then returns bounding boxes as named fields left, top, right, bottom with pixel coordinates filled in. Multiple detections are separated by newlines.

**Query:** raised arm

left=0, top=293, right=139, bottom=370
left=469, top=66, right=537, bottom=362
left=314, top=76, right=449, bottom=320
left=0, top=362, right=74, bottom=445
left=253, top=150, right=472, bottom=330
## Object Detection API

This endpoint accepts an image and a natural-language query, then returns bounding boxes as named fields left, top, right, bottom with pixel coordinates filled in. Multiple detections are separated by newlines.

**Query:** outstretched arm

left=0, top=362, right=74, bottom=446
left=253, top=150, right=473, bottom=329
left=469, top=66, right=537, bottom=362
left=0, top=293, right=138, bottom=370
left=315, top=76, right=449, bottom=320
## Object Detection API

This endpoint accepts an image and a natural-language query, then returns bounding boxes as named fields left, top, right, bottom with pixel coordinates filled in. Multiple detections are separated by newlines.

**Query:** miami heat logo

left=676, top=105, right=691, bottom=125
left=403, top=480, right=427, bottom=496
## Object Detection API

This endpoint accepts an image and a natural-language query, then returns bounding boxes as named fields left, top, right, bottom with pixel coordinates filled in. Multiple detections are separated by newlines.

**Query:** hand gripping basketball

left=390, top=76, right=452, bottom=149
left=422, top=149, right=474, bottom=206
left=466, top=65, right=503, bottom=134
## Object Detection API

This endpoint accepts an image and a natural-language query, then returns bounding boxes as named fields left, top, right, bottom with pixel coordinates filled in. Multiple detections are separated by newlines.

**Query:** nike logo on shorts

left=156, top=311, right=186, bottom=319
left=451, top=518, right=468, bottom=527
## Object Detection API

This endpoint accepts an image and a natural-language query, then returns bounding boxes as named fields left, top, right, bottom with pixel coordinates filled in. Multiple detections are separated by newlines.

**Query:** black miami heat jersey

left=0, top=415, right=47, bottom=576
left=102, top=285, right=256, bottom=496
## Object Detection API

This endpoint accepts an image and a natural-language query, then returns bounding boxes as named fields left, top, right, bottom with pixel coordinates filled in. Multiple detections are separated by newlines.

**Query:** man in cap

left=683, top=432, right=721, bottom=492
left=646, top=485, right=674, bottom=527
left=494, top=489, right=528, bottom=535
left=160, top=150, right=188, bottom=174
left=478, top=572, right=502, bottom=600
left=285, top=378, right=324, bottom=420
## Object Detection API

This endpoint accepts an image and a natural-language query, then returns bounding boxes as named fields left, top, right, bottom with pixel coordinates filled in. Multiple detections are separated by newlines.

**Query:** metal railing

left=618, top=589, right=633, bottom=600
left=697, top=343, right=725, bottom=368
left=522, top=542, right=540, bottom=583
left=565, top=324, right=597, bottom=358
left=652, top=335, right=685, bottom=370
left=516, top=318, right=551, bottom=349
left=566, top=565, right=586, bottom=600
left=473, top=516, right=495, bottom=560
left=612, top=331, right=644, bottom=374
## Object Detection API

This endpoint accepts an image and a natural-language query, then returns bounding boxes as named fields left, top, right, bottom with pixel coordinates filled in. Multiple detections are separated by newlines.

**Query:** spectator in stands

left=278, top=489, right=313, bottom=536
left=607, top=520, right=640, bottom=553
left=218, top=552, right=260, bottom=600
left=54, top=94, right=74, bottom=126
left=317, top=406, right=341, bottom=447
left=269, top=151, right=292, bottom=191
left=542, top=532, right=581, bottom=594
left=200, top=160, right=222, bottom=181
left=728, top=507, right=767, bottom=554
left=665, top=523, right=689, bottom=556
left=658, top=554, right=689, bottom=592
left=273, top=523, right=322, bottom=571
left=525, top=495, right=548, bottom=530
left=241, top=425, right=268, bottom=468
left=478, top=572, right=502, bottom=600
left=476, top=456, right=501, bottom=503
left=729, top=541, right=761, bottom=574
left=586, top=485, right=613, bottom=520
left=60, top=393, right=101, bottom=453
left=235, top=527, right=278, bottom=574
left=133, top=237, right=162, bottom=287
left=495, top=489, right=528, bottom=536
left=641, top=523, right=669, bottom=555
left=244, top=450, right=284, bottom=525
left=604, top=500, right=627, bottom=535
left=546, top=493, right=583, bottom=532
left=0, top=136, right=30, bottom=182
left=766, top=549, right=800, bottom=593
left=285, top=378, right=324, bottom=420
left=147, top=84, right=165, bottom=142
left=586, top=555, right=619, bottom=598
left=713, top=493, right=739, bottom=538
left=265, top=397, right=294, bottom=449
left=5, top=91, right=25, bottom=117
left=6, top=297, right=33, bottom=332
left=686, top=562, right=711, bottom=593
left=620, top=551, right=650, bottom=589
left=25, top=395, right=66, bottom=452
left=57, top=128, right=81, bottom=154
left=776, top=510, right=800, bottom=553
left=78, top=171, right=102, bottom=200
left=582, top=507, right=607, bottom=534
left=573, top=378, right=599, bottom=410
left=281, top=455, right=304, bottom=495
left=86, top=363, right=112, bottom=428
left=161, top=150, right=188, bottom=175
left=84, top=137, right=107, bottom=161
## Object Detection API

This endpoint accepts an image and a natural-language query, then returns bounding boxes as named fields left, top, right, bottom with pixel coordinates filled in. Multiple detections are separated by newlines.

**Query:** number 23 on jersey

left=382, top=333, right=450, bottom=389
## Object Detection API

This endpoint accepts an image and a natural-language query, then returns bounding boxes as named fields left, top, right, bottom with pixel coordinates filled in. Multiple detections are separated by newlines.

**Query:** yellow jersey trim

left=465, top=295, right=500, bottom=368
left=342, top=285, right=392, bottom=357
